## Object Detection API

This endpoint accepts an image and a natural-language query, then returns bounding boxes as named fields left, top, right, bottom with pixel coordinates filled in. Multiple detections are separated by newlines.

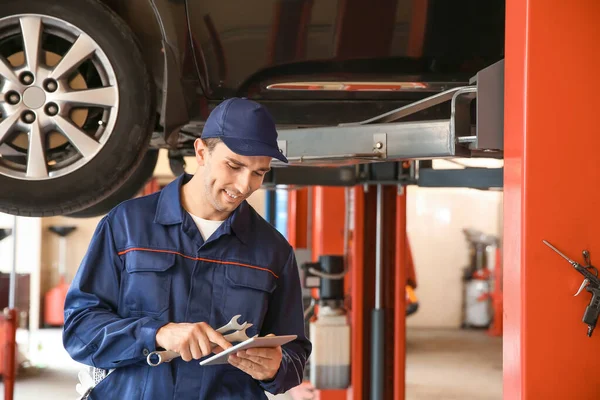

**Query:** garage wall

left=0, top=214, right=42, bottom=330
left=406, top=185, right=503, bottom=328
left=40, top=215, right=103, bottom=297
left=0, top=214, right=42, bottom=277
left=0, top=213, right=15, bottom=273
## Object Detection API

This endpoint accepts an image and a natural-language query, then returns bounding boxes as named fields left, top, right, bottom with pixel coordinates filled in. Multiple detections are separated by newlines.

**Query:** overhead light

left=266, top=82, right=431, bottom=92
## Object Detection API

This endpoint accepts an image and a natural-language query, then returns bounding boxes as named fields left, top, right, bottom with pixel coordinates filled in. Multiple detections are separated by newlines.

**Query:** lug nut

left=21, top=111, right=36, bottom=124
left=20, top=72, right=34, bottom=85
left=45, top=102, right=59, bottom=116
left=44, top=79, right=58, bottom=93
left=5, top=91, right=20, bottom=105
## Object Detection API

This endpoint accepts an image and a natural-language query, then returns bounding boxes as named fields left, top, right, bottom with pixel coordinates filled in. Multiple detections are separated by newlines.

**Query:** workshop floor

left=1, top=327, right=502, bottom=399
left=406, top=328, right=502, bottom=400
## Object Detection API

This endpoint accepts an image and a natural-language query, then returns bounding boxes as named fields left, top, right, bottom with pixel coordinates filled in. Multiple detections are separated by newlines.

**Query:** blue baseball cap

left=201, top=98, right=288, bottom=163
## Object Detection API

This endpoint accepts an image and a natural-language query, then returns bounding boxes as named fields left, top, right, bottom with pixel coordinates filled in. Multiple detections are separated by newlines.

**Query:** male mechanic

left=63, top=98, right=312, bottom=399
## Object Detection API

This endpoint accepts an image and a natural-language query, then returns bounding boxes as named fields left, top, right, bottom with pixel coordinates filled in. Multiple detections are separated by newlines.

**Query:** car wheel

left=67, top=149, right=159, bottom=218
left=0, top=0, right=155, bottom=216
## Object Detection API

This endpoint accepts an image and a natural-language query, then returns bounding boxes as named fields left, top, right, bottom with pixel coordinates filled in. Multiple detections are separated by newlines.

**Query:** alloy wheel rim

left=0, top=14, right=119, bottom=181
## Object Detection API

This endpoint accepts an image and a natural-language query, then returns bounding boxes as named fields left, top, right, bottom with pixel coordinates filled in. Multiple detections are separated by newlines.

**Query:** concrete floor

left=1, top=327, right=502, bottom=399
left=406, top=328, right=502, bottom=400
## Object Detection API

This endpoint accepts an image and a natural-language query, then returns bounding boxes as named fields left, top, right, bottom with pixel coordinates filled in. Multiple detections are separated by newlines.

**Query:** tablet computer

left=199, top=335, right=297, bottom=366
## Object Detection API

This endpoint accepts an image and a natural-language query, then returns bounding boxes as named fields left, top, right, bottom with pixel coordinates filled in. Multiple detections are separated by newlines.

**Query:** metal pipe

left=410, top=160, right=417, bottom=181
left=371, top=184, right=385, bottom=400
left=265, top=190, right=276, bottom=225
left=375, top=185, right=383, bottom=309
left=8, top=216, right=17, bottom=309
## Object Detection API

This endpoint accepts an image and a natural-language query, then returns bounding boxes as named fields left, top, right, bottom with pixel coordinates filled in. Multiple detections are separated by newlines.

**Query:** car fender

left=100, top=0, right=190, bottom=146
left=147, top=0, right=190, bottom=145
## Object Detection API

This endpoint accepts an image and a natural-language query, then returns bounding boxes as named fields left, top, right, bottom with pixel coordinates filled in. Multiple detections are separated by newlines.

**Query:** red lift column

left=394, top=189, right=407, bottom=400
left=504, top=0, right=600, bottom=398
left=1, top=223, right=18, bottom=400
left=3, top=308, right=18, bottom=400
left=310, top=186, right=348, bottom=400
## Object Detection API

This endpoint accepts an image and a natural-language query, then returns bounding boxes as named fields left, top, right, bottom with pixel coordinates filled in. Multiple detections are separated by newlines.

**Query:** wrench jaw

left=219, top=321, right=249, bottom=336
left=216, top=314, right=251, bottom=335
left=221, top=324, right=254, bottom=345
left=216, top=314, right=243, bottom=334
left=209, top=325, right=258, bottom=358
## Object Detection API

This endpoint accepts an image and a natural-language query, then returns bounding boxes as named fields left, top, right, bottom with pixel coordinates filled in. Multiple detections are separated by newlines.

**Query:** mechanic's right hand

left=155, top=322, right=233, bottom=362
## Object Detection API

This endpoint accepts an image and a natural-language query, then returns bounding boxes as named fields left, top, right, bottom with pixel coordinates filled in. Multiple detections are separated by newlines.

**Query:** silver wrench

left=147, top=324, right=254, bottom=367
left=146, top=315, right=250, bottom=367
left=221, top=324, right=254, bottom=343
left=215, top=315, right=247, bottom=335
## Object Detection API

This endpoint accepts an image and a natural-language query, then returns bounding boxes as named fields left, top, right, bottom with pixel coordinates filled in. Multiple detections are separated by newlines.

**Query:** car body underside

left=0, top=0, right=504, bottom=217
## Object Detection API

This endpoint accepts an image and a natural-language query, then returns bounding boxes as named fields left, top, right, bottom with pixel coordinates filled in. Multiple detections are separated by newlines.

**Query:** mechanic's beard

left=202, top=162, right=244, bottom=213
left=203, top=177, right=226, bottom=213
left=201, top=160, right=224, bottom=213
left=204, top=177, right=239, bottom=215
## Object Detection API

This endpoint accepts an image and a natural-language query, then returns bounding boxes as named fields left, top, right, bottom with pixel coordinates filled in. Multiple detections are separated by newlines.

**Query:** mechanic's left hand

left=228, top=334, right=282, bottom=381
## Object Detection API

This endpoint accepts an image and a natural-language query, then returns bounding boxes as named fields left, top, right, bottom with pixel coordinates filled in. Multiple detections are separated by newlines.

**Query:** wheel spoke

left=0, top=56, right=19, bottom=85
left=53, top=86, right=117, bottom=108
left=26, top=121, right=48, bottom=178
left=49, top=34, right=96, bottom=81
left=0, top=112, right=21, bottom=145
left=54, top=115, right=101, bottom=159
left=20, top=16, right=43, bottom=74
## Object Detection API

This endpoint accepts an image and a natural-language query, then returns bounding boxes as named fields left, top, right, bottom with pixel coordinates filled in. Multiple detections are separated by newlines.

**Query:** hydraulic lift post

left=394, top=187, right=407, bottom=399
left=504, top=0, right=600, bottom=398
left=270, top=62, right=505, bottom=399
left=349, top=186, right=366, bottom=400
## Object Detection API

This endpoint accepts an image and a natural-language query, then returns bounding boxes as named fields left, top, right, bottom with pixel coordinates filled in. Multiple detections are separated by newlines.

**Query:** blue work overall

left=63, top=174, right=312, bottom=399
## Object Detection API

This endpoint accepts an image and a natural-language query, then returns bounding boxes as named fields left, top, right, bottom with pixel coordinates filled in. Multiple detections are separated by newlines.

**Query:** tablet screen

left=199, top=335, right=297, bottom=366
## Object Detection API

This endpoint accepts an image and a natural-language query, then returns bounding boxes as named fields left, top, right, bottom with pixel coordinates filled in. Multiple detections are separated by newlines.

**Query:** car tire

left=67, top=149, right=159, bottom=218
left=0, top=0, right=155, bottom=216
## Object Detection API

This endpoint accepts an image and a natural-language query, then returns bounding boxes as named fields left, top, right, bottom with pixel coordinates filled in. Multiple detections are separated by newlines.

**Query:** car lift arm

left=266, top=60, right=504, bottom=189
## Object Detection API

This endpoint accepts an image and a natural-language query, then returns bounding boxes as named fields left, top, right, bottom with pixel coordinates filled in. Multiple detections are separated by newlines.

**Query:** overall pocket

left=88, top=365, right=150, bottom=400
left=122, top=251, right=176, bottom=316
left=222, top=264, right=277, bottom=333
